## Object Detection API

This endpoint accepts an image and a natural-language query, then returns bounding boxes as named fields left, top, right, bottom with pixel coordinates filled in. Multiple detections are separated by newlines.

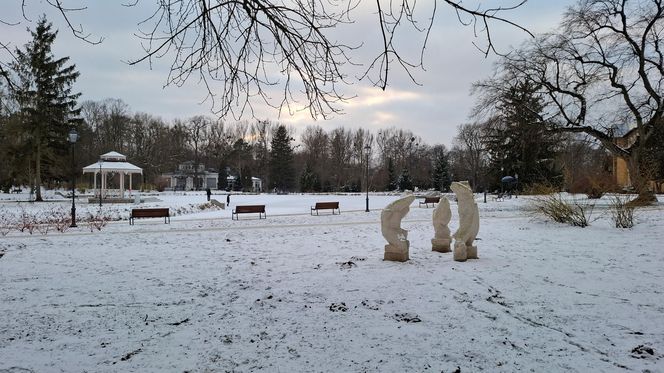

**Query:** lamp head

left=68, top=129, right=79, bottom=144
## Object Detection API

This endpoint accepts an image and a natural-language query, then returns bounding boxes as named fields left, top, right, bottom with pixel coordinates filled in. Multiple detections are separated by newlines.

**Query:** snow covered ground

left=0, top=192, right=663, bottom=372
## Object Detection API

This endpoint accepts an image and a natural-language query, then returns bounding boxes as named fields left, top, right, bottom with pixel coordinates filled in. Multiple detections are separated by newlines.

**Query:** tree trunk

left=35, top=141, right=43, bottom=202
left=627, top=152, right=657, bottom=206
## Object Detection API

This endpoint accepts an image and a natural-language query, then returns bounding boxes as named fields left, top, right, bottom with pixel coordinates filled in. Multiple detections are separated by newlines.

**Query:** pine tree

left=12, top=17, right=81, bottom=201
left=431, top=145, right=451, bottom=191
left=398, top=168, right=413, bottom=191
left=386, top=157, right=396, bottom=191
left=229, top=138, right=253, bottom=191
left=299, top=162, right=320, bottom=192
left=481, top=81, right=560, bottom=189
left=269, top=125, right=295, bottom=192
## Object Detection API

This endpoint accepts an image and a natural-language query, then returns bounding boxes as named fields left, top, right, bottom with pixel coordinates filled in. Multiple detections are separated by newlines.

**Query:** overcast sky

left=2, top=0, right=576, bottom=147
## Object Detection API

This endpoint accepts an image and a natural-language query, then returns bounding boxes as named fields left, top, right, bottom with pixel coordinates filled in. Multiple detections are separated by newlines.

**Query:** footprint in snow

left=329, top=302, right=348, bottom=312
left=392, top=313, right=421, bottom=323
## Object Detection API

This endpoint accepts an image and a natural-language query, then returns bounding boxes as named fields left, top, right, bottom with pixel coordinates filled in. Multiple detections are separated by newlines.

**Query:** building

left=612, top=128, right=664, bottom=193
left=161, top=162, right=219, bottom=191
left=82, top=151, right=143, bottom=202
left=226, top=175, right=263, bottom=193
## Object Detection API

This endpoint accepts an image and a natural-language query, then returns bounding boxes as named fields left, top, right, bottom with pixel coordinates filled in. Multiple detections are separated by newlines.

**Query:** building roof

left=100, top=151, right=127, bottom=161
left=82, top=160, right=143, bottom=174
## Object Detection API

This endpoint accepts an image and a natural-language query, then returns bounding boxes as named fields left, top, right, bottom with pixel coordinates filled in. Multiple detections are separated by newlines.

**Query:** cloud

left=347, top=87, right=423, bottom=108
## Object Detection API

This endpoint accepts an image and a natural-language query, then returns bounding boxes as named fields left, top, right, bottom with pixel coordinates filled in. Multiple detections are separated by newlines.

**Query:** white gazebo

left=82, top=151, right=143, bottom=200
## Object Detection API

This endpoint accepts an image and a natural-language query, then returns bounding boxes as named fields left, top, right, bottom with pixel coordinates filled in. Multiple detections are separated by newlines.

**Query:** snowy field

left=1, top=192, right=663, bottom=372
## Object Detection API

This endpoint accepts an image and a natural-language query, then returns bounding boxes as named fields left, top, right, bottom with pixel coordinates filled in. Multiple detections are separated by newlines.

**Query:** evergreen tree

left=398, top=168, right=413, bottom=191
left=431, top=145, right=451, bottom=191
left=240, top=165, right=253, bottom=191
left=269, top=125, right=295, bottom=192
left=229, top=138, right=253, bottom=191
left=218, top=165, right=228, bottom=190
left=299, top=162, right=320, bottom=192
left=481, top=81, right=560, bottom=189
left=386, top=157, right=397, bottom=191
left=12, top=17, right=81, bottom=201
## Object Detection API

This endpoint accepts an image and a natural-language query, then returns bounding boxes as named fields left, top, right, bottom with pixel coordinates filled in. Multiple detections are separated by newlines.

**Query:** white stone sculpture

left=381, top=194, right=416, bottom=262
left=431, top=196, right=452, bottom=253
left=451, top=181, right=480, bottom=261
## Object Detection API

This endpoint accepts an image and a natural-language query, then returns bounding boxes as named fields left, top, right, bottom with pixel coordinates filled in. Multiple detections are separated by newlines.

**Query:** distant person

left=206, top=187, right=211, bottom=201
left=227, top=193, right=231, bottom=205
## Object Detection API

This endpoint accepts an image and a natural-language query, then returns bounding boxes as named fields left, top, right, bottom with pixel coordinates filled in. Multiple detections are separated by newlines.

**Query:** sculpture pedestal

left=466, top=245, right=478, bottom=259
left=453, top=241, right=467, bottom=262
left=431, top=238, right=451, bottom=253
left=384, top=241, right=409, bottom=262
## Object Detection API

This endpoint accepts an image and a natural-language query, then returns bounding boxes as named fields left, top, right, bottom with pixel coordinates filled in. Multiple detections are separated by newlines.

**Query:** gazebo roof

left=82, top=160, right=142, bottom=174
left=100, top=151, right=127, bottom=161
left=83, top=151, right=142, bottom=174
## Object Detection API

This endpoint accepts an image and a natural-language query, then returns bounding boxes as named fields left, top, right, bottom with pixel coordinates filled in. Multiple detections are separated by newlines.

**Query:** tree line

left=3, top=1, right=664, bottom=202
left=0, top=16, right=451, bottom=195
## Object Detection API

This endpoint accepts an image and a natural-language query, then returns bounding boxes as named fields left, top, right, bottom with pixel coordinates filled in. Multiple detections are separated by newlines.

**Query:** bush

left=522, top=182, right=559, bottom=195
left=86, top=209, right=111, bottom=232
left=569, top=173, right=616, bottom=199
left=532, top=194, right=595, bottom=227
left=610, top=196, right=636, bottom=228
left=0, top=208, right=14, bottom=236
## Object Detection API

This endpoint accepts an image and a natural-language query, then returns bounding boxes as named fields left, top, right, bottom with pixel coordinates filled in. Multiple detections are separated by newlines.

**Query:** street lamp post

left=68, top=129, right=79, bottom=227
left=364, top=144, right=371, bottom=212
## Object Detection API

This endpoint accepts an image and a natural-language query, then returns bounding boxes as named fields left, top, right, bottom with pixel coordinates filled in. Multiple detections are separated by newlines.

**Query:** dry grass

left=610, top=196, right=637, bottom=228
left=531, top=194, right=595, bottom=227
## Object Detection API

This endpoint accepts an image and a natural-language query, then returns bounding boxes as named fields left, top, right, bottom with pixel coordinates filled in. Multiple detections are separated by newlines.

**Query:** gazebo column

left=93, top=171, right=97, bottom=196
left=129, top=173, right=133, bottom=196
left=120, top=173, right=125, bottom=199
left=102, top=171, right=106, bottom=199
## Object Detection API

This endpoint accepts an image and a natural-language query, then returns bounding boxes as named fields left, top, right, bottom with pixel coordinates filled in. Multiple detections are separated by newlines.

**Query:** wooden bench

left=232, top=205, right=266, bottom=220
left=311, top=201, right=340, bottom=215
left=129, top=208, right=170, bottom=225
left=419, top=196, right=440, bottom=208
left=11, top=188, right=22, bottom=194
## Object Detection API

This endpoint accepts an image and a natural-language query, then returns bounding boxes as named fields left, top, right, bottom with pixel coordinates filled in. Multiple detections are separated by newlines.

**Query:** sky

left=1, top=0, right=576, bottom=147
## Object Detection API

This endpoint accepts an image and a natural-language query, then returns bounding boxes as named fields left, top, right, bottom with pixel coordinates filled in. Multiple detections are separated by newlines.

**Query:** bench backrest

left=424, top=197, right=440, bottom=203
left=315, top=202, right=339, bottom=209
left=131, top=208, right=169, bottom=217
left=235, top=205, right=265, bottom=213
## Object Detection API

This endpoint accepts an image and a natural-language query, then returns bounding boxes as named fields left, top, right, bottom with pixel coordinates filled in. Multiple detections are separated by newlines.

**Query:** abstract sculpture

left=431, top=196, right=452, bottom=253
left=451, top=181, right=480, bottom=262
left=381, top=194, right=416, bottom=262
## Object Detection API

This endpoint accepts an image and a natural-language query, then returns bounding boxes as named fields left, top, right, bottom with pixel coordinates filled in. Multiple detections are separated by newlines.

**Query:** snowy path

left=1, top=198, right=663, bottom=372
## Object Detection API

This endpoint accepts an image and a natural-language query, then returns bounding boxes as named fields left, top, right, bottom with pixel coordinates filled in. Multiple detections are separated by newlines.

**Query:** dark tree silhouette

left=12, top=17, right=81, bottom=201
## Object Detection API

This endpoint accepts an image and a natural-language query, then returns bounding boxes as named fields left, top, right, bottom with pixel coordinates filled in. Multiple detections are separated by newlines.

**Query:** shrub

left=0, top=208, right=13, bottom=236
left=569, top=173, right=616, bottom=199
left=18, top=207, right=38, bottom=234
left=49, top=207, right=72, bottom=233
left=86, top=209, right=111, bottom=232
left=532, top=194, right=595, bottom=227
left=610, top=196, right=636, bottom=228
left=522, top=182, right=559, bottom=196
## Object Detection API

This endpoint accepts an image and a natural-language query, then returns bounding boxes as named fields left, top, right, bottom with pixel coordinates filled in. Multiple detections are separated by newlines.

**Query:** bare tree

left=185, top=115, right=212, bottom=190
left=479, top=0, right=663, bottom=203
left=452, top=122, right=488, bottom=191
left=2, top=1, right=530, bottom=119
